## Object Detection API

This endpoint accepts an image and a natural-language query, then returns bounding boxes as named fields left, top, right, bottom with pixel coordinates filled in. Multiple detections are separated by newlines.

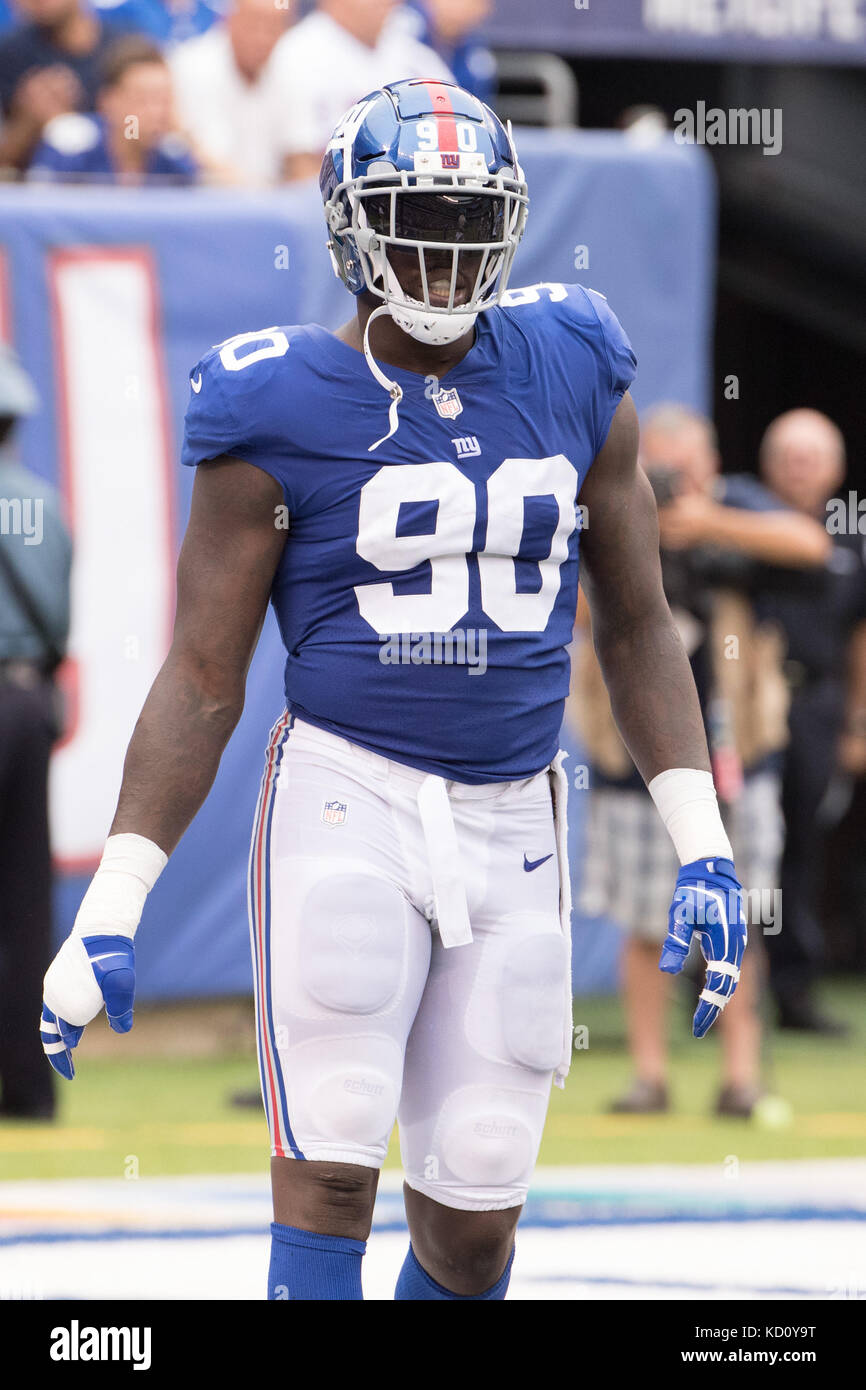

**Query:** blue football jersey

left=181, top=282, right=636, bottom=782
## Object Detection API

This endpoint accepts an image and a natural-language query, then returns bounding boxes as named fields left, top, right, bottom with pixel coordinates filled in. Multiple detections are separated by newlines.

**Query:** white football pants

left=248, top=713, right=573, bottom=1211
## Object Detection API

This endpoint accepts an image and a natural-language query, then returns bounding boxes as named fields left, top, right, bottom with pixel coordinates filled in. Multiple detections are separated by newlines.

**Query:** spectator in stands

left=572, top=404, right=831, bottom=1117
left=0, top=346, right=71, bottom=1122
left=400, top=0, right=495, bottom=103
left=0, top=0, right=135, bottom=172
left=757, top=409, right=866, bottom=1033
left=170, top=0, right=294, bottom=185
left=28, top=35, right=198, bottom=182
left=268, top=0, right=453, bottom=183
left=97, top=0, right=223, bottom=48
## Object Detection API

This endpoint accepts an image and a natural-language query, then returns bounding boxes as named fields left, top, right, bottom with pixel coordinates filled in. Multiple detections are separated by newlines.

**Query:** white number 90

left=355, top=455, right=576, bottom=634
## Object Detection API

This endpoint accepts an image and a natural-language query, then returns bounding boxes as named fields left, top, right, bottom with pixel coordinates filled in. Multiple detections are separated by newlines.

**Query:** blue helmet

left=320, top=78, right=528, bottom=347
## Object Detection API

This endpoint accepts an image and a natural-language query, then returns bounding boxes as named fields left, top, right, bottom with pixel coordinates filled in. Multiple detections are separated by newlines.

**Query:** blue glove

left=659, top=858, right=747, bottom=1038
left=41, top=934, right=136, bottom=1080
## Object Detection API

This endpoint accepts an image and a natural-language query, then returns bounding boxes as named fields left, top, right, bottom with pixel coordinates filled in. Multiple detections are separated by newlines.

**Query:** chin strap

left=363, top=304, right=403, bottom=452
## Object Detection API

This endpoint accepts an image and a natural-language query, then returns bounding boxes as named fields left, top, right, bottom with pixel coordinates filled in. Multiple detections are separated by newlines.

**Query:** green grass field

left=2, top=981, right=863, bottom=1183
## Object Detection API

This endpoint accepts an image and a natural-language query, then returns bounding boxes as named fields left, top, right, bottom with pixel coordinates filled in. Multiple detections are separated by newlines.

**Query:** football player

left=41, top=79, right=746, bottom=1300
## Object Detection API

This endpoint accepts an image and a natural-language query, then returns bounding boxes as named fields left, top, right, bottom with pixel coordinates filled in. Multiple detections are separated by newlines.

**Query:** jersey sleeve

left=579, top=287, right=638, bottom=456
left=180, top=332, right=293, bottom=509
left=181, top=345, right=248, bottom=468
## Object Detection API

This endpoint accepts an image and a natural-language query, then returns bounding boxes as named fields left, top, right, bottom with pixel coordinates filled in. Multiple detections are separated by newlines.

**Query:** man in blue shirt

left=28, top=33, right=198, bottom=181
left=0, top=0, right=139, bottom=170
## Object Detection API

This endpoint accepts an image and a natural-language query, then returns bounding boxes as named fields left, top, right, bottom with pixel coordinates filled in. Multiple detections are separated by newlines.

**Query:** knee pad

left=300, top=870, right=408, bottom=1014
left=501, top=932, right=568, bottom=1072
left=437, top=1089, right=535, bottom=1188
left=308, top=1067, right=399, bottom=1147
left=294, top=1036, right=401, bottom=1149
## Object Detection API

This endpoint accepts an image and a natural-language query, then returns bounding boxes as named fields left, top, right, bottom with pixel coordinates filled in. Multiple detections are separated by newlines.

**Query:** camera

left=646, top=465, right=684, bottom=508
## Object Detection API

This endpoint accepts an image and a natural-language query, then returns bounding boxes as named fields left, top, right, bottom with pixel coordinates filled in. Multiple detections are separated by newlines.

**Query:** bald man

left=758, top=410, right=866, bottom=1033
left=760, top=409, right=846, bottom=517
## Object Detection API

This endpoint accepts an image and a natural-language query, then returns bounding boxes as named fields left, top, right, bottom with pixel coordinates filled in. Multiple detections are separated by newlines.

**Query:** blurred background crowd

left=0, top=0, right=864, bottom=1128
left=0, top=0, right=493, bottom=183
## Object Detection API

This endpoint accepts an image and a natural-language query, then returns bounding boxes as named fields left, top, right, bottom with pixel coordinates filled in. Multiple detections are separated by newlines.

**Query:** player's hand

left=659, top=858, right=746, bottom=1038
left=41, top=934, right=136, bottom=1080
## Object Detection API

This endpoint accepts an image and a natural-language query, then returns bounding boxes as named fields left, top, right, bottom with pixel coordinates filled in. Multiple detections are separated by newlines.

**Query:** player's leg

left=271, top=1158, right=379, bottom=1238
left=268, top=1159, right=380, bottom=1301
left=400, top=1185, right=519, bottom=1297
left=251, top=716, right=432, bottom=1299
left=397, top=766, right=572, bottom=1299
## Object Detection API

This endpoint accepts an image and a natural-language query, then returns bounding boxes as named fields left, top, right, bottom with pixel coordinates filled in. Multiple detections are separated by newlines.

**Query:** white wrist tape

left=72, top=833, right=168, bottom=941
left=648, top=768, right=734, bottom=866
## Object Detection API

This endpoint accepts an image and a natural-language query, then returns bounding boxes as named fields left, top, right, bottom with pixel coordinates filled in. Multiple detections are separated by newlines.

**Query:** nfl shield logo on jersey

left=432, top=387, right=463, bottom=420
left=321, top=799, right=348, bottom=827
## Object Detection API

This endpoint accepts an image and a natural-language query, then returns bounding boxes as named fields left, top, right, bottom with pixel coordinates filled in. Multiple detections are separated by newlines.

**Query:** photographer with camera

left=572, top=403, right=829, bottom=1117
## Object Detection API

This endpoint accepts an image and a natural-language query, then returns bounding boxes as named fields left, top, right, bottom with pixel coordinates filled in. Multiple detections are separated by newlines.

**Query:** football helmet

left=320, top=78, right=528, bottom=348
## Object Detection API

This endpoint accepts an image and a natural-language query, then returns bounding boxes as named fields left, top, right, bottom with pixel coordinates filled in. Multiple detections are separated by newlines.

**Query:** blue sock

left=394, top=1243, right=514, bottom=1300
left=268, top=1222, right=366, bottom=1300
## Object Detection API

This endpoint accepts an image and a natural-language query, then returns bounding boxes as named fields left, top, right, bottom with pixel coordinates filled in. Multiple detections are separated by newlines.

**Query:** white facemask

left=381, top=258, right=478, bottom=345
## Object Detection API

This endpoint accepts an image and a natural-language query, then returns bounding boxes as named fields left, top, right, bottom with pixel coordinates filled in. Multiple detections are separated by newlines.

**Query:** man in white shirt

left=268, top=0, right=453, bottom=182
left=170, top=0, right=294, bottom=185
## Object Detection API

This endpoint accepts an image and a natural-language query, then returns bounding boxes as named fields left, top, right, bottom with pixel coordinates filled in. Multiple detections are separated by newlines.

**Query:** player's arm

left=41, top=457, right=286, bottom=1078
left=579, top=393, right=746, bottom=1036
left=579, top=392, right=710, bottom=783
left=110, top=456, right=285, bottom=850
